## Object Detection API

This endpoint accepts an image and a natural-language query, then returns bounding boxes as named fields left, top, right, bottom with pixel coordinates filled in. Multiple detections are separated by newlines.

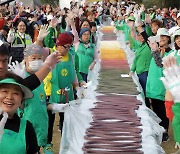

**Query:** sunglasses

left=62, top=44, right=72, bottom=50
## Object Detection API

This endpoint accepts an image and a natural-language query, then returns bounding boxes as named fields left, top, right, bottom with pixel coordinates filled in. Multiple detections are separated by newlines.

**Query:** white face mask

left=28, top=60, right=43, bottom=72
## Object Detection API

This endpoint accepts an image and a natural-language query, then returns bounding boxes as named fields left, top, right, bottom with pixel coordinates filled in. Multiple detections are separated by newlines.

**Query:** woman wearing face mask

left=0, top=73, right=38, bottom=154
left=7, top=19, right=32, bottom=63
left=146, top=28, right=173, bottom=142
left=19, top=44, right=49, bottom=153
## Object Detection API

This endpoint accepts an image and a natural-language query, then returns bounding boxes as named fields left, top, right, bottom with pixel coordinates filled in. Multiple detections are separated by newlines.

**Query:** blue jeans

left=137, top=71, right=150, bottom=108
left=80, top=72, right=88, bottom=82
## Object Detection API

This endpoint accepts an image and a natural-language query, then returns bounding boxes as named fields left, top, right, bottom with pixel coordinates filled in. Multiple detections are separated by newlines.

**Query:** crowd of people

left=0, top=0, right=179, bottom=153
left=110, top=0, right=180, bottom=150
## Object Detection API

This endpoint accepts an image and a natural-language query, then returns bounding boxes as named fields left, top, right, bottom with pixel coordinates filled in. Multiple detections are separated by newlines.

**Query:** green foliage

left=40, top=0, right=59, bottom=6
left=134, top=0, right=180, bottom=8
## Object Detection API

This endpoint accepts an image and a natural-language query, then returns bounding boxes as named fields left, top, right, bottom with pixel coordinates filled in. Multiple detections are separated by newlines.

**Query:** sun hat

left=156, top=28, right=170, bottom=37
left=172, top=29, right=180, bottom=41
left=128, top=16, right=135, bottom=21
left=0, top=78, right=33, bottom=99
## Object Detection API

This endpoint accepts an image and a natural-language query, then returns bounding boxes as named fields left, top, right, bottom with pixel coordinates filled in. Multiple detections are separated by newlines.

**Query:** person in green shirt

left=130, top=29, right=152, bottom=108
left=162, top=29, right=180, bottom=147
left=161, top=55, right=180, bottom=150
left=21, top=44, right=49, bottom=153
left=44, top=17, right=58, bottom=49
left=47, top=33, right=79, bottom=149
left=147, top=28, right=173, bottom=142
left=0, top=74, right=39, bottom=154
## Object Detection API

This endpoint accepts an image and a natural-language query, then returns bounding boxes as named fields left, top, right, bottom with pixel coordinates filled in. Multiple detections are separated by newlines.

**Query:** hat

left=177, top=13, right=180, bottom=19
left=0, top=78, right=33, bottom=99
left=79, top=28, right=91, bottom=38
left=47, top=14, right=54, bottom=21
left=172, top=29, right=180, bottom=41
left=24, top=44, right=43, bottom=57
left=128, top=16, right=135, bottom=21
left=157, top=28, right=170, bottom=37
left=56, top=33, right=73, bottom=46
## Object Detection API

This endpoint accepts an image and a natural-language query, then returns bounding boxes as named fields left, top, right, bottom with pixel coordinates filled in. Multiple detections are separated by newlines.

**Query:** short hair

left=4, top=72, right=26, bottom=87
left=90, top=22, right=97, bottom=27
left=151, top=19, right=163, bottom=28
left=0, top=44, right=9, bottom=56
left=80, top=19, right=91, bottom=29
left=87, top=11, right=94, bottom=17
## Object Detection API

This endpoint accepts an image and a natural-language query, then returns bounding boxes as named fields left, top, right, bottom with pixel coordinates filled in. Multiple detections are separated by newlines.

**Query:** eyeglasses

left=62, top=45, right=72, bottom=50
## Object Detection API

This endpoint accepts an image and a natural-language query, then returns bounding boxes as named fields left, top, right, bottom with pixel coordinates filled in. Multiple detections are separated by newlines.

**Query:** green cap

left=128, top=16, right=135, bottom=21
left=0, top=78, right=33, bottom=99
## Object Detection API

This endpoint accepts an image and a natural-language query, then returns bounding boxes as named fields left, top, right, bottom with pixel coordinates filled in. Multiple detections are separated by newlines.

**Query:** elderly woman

left=0, top=73, right=38, bottom=154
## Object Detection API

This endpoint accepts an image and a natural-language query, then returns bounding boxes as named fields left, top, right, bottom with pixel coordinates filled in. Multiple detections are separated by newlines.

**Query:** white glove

left=52, top=103, right=68, bottom=113
left=76, top=87, right=85, bottom=99
left=37, top=25, right=49, bottom=41
left=135, top=13, right=142, bottom=27
left=79, top=8, right=84, bottom=17
left=175, top=142, right=180, bottom=149
left=0, top=108, right=8, bottom=142
left=161, top=56, right=180, bottom=102
left=8, top=61, right=26, bottom=78
left=148, top=41, right=158, bottom=51
left=139, top=4, right=145, bottom=13
left=43, top=51, right=62, bottom=70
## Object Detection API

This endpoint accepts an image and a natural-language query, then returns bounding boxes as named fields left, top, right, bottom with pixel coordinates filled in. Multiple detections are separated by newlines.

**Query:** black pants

left=151, top=98, right=169, bottom=131
left=137, top=71, right=150, bottom=108
left=47, top=110, right=64, bottom=144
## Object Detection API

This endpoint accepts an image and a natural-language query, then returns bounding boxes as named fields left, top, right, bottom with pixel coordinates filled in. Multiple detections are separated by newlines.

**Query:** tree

left=40, top=0, right=59, bottom=6
left=134, top=0, right=180, bottom=8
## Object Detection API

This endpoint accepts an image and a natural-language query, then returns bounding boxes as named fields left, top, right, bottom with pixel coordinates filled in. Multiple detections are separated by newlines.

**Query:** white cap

left=121, top=1, right=125, bottom=5
left=157, top=28, right=170, bottom=37
left=177, top=13, right=180, bottom=18
left=172, top=29, right=180, bottom=40
left=47, top=14, right=54, bottom=21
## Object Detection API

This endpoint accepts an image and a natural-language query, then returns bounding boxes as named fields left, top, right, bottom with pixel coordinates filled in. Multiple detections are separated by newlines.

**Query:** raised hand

left=37, top=24, right=49, bottom=41
left=161, top=55, right=180, bottom=102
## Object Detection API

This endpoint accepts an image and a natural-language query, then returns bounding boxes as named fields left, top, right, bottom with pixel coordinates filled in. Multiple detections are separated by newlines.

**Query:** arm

left=136, top=26, right=149, bottom=43
left=75, top=17, right=80, bottom=34
left=116, top=24, right=125, bottom=31
left=44, top=27, right=55, bottom=48
left=74, top=54, right=84, bottom=84
left=24, top=74, right=40, bottom=91
left=131, top=57, right=137, bottom=73
left=69, top=16, right=80, bottom=50
left=33, top=51, right=62, bottom=84
left=26, top=121, right=39, bottom=154
left=7, top=29, right=15, bottom=43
